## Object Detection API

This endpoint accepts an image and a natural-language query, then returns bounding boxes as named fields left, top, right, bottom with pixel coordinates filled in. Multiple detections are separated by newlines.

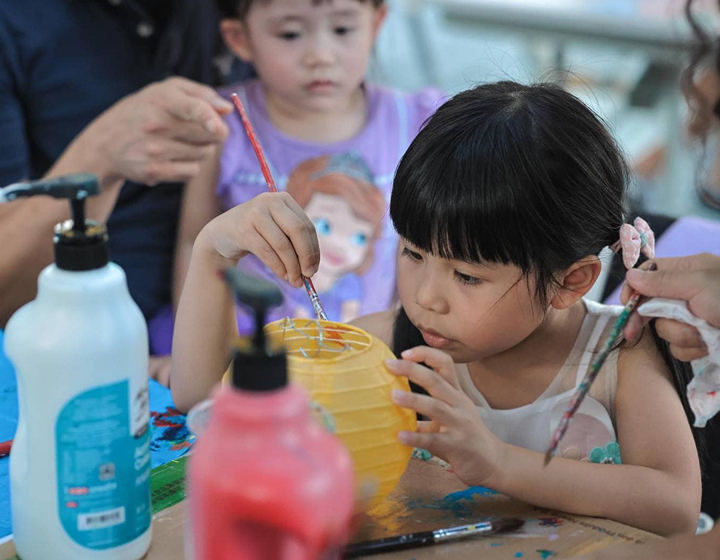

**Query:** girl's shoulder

left=365, top=84, right=447, bottom=137
left=350, top=309, right=396, bottom=348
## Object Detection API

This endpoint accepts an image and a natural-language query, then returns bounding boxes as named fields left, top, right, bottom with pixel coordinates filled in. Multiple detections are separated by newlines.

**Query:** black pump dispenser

left=0, top=173, right=107, bottom=271
left=222, top=269, right=287, bottom=392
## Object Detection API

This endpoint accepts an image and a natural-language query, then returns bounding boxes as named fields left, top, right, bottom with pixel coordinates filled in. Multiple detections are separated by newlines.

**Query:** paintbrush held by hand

left=544, top=263, right=657, bottom=465
left=229, top=92, right=329, bottom=321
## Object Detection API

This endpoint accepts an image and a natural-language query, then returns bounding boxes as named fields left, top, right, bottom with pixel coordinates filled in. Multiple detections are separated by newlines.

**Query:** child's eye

left=401, top=247, right=423, bottom=262
left=334, top=26, right=354, bottom=36
left=454, top=271, right=482, bottom=286
left=313, top=218, right=331, bottom=236
left=278, top=31, right=301, bottom=41
left=351, top=232, right=367, bottom=247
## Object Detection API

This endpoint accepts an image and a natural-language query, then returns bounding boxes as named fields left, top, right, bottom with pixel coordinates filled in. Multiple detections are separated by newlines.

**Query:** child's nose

left=304, top=33, right=335, bottom=67
left=415, top=274, right=449, bottom=314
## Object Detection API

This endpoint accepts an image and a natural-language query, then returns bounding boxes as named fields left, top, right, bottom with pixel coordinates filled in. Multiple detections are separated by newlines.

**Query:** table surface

left=0, top=457, right=660, bottom=560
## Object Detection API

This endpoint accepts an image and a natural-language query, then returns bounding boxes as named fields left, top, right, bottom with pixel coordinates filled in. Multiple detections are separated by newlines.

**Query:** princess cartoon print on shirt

left=285, top=153, right=385, bottom=323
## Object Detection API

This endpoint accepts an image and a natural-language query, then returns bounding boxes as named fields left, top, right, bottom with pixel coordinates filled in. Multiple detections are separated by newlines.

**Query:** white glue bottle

left=2, top=174, right=152, bottom=560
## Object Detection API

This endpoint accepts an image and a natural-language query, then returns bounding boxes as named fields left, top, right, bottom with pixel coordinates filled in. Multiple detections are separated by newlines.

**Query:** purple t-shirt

left=219, top=80, right=444, bottom=333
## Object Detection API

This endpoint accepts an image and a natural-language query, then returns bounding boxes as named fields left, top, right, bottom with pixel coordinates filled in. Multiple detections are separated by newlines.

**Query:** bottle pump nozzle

left=0, top=173, right=107, bottom=271
left=222, top=269, right=286, bottom=392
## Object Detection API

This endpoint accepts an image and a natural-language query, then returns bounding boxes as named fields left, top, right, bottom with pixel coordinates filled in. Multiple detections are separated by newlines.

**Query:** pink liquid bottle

left=188, top=270, right=356, bottom=560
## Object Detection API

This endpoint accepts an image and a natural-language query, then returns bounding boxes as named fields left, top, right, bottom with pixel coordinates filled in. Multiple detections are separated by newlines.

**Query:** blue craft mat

left=0, top=330, right=195, bottom=539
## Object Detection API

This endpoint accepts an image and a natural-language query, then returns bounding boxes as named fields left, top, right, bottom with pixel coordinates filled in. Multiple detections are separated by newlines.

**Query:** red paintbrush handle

left=230, top=93, right=277, bottom=193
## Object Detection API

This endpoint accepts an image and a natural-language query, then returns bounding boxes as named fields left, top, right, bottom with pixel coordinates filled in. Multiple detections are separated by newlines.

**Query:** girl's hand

left=199, top=192, right=320, bottom=288
left=386, top=346, right=505, bottom=488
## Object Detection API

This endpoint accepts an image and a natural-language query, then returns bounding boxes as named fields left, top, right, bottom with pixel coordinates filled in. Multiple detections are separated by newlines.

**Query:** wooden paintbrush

left=230, top=93, right=329, bottom=322
left=544, top=262, right=657, bottom=465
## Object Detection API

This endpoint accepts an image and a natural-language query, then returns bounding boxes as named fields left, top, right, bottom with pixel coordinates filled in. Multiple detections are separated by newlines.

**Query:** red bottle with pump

left=188, top=270, right=356, bottom=560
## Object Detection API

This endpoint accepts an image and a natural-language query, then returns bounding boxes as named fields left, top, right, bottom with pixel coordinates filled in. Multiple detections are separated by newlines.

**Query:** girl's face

left=396, top=240, right=547, bottom=364
left=233, top=0, right=385, bottom=113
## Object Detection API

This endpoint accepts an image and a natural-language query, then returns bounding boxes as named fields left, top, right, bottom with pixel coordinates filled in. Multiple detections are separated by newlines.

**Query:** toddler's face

left=396, top=240, right=547, bottom=364
left=240, top=0, right=384, bottom=113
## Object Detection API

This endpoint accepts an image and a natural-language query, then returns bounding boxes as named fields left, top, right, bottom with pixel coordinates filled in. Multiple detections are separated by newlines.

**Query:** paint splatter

left=536, top=550, right=556, bottom=559
left=548, top=534, right=559, bottom=542
left=515, top=554, right=524, bottom=558
left=150, top=407, right=195, bottom=458
left=538, top=517, right=564, bottom=528
left=490, top=542, right=504, bottom=547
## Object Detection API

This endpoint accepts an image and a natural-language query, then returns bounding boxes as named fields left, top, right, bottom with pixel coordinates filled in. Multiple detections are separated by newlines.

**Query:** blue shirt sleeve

left=0, top=10, right=29, bottom=185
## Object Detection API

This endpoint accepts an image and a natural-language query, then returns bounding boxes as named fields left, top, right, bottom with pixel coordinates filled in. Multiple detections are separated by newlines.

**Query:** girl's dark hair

left=390, top=81, right=705, bottom=466
left=216, top=0, right=385, bottom=20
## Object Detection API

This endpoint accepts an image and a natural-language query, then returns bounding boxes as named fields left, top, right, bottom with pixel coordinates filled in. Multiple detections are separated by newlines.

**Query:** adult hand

left=622, top=253, right=720, bottom=362
left=82, top=76, right=233, bottom=186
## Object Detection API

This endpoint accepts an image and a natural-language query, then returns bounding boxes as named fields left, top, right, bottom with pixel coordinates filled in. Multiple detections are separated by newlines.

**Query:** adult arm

left=0, top=77, right=233, bottom=326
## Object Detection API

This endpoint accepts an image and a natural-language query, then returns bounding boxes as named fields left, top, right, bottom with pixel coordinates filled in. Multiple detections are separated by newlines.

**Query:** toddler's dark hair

left=216, top=0, right=385, bottom=20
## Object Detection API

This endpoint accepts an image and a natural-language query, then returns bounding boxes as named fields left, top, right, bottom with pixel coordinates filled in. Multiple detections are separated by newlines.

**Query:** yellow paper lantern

left=262, top=318, right=417, bottom=509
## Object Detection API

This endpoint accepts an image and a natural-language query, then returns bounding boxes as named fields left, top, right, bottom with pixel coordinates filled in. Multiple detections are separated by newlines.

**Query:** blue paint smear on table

left=0, top=330, right=194, bottom=539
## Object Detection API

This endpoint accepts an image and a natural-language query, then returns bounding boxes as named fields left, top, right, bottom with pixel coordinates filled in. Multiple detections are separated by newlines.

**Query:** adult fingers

left=158, top=82, right=231, bottom=141
left=171, top=76, right=235, bottom=115
left=655, top=318, right=706, bottom=349
left=625, top=256, right=708, bottom=300
left=400, top=346, right=461, bottom=390
left=668, top=343, right=709, bottom=362
left=142, top=139, right=216, bottom=163
left=141, top=161, right=202, bottom=186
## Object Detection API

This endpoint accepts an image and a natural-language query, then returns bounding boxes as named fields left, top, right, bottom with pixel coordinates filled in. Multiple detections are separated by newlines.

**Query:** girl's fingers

left=386, top=359, right=458, bottom=404
left=400, top=346, right=462, bottom=390
left=391, top=389, right=456, bottom=425
left=398, top=430, right=445, bottom=457
left=253, top=210, right=306, bottom=287
left=246, top=226, right=289, bottom=282
left=655, top=318, right=706, bottom=349
left=279, top=194, right=321, bottom=276
left=417, top=420, right=441, bottom=433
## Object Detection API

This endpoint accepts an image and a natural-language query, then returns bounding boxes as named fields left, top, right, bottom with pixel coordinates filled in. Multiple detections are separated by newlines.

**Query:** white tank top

left=456, top=300, right=623, bottom=462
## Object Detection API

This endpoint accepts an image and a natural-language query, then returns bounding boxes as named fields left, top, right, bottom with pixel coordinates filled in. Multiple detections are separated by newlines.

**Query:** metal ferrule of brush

left=433, top=522, right=491, bottom=542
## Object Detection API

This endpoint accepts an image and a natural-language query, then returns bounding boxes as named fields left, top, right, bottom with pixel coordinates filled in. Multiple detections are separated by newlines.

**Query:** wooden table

left=0, top=457, right=659, bottom=559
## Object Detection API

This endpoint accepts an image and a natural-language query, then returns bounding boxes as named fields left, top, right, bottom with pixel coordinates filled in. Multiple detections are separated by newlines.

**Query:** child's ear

left=550, top=256, right=602, bottom=310
left=220, top=19, right=254, bottom=63
left=371, top=4, right=389, bottom=40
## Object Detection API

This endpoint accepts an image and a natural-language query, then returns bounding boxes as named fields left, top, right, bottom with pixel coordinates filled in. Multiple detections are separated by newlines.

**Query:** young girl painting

left=172, top=82, right=702, bottom=536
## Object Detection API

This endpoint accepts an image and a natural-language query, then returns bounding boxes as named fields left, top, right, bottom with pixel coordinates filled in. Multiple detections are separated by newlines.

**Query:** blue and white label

left=56, top=380, right=151, bottom=549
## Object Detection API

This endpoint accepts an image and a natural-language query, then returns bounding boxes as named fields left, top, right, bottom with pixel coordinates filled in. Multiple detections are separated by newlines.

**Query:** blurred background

left=369, top=0, right=720, bottom=222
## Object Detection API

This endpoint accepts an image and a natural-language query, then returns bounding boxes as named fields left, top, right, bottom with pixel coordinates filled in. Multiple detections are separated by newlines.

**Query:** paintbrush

left=343, top=518, right=524, bottom=558
left=544, top=262, right=658, bottom=465
left=229, top=92, right=329, bottom=322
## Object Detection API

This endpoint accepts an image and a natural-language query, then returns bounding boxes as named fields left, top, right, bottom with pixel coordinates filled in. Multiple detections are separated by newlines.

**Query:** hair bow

left=610, top=217, right=655, bottom=270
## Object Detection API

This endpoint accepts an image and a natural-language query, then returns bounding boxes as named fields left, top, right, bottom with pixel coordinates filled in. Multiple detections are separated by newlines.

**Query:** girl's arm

left=171, top=192, right=320, bottom=412
left=172, top=147, right=223, bottom=313
left=389, top=332, right=701, bottom=537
